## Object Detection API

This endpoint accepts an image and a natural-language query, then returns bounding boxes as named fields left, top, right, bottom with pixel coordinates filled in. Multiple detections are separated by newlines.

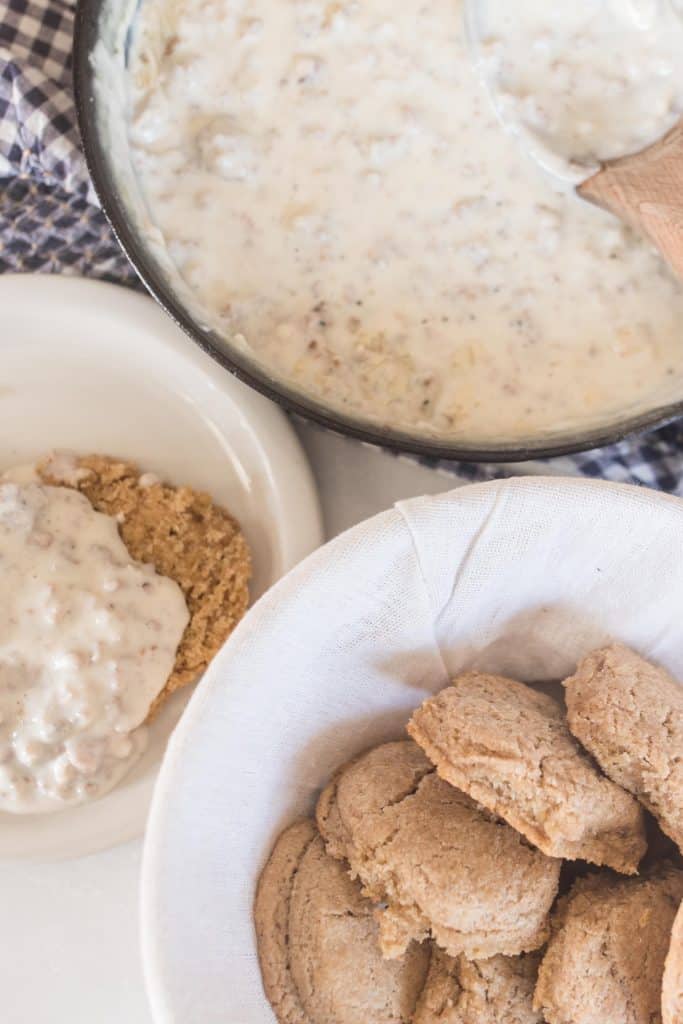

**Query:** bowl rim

left=72, top=0, right=683, bottom=464
left=139, top=474, right=683, bottom=1022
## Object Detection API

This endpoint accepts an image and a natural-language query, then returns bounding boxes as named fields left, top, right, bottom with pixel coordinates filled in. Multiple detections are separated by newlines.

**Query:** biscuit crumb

left=39, top=453, right=251, bottom=712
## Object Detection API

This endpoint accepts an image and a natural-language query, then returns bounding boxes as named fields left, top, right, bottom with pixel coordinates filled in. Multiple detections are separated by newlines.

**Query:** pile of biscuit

left=255, top=644, right=683, bottom=1024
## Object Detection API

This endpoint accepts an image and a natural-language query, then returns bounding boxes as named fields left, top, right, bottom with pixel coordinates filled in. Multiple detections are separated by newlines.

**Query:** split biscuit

left=408, top=672, right=646, bottom=873
left=316, top=740, right=561, bottom=961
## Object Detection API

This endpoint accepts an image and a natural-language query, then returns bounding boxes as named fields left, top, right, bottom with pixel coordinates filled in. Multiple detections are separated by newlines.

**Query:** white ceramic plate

left=0, top=274, right=322, bottom=861
left=141, top=475, right=683, bottom=1023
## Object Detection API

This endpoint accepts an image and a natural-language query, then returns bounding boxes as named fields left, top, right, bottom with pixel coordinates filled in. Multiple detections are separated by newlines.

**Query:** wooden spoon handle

left=578, top=121, right=683, bottom=280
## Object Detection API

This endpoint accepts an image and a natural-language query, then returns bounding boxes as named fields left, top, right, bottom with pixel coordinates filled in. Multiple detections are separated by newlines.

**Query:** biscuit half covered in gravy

left=316, top=740, right=561, bottom=961
left=39, top=453, right=251, bottom=714
left=408, top=672, right=646, bottom=873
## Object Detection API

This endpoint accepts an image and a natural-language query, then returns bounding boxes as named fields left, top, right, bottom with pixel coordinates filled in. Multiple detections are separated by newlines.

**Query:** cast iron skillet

left=72, top=0, right=683, bottom=463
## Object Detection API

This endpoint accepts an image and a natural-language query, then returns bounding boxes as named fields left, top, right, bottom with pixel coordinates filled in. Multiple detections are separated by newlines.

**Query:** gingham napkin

left=3, top=0, right=683, bottom=489
left=0, top=0, right=136, bottom=280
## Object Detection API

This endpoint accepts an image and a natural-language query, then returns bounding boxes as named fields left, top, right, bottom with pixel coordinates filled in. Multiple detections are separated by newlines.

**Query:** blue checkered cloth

left=3, top=0, right=683, bottom=488
left=0, top=0, right=136, bottom=280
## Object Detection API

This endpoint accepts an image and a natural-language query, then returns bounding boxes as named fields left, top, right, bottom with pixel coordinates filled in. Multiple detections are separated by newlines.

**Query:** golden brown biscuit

left=289, top=832, right=430, bottom=1023
left=534, top=864, right=683, bottom=1024
left=316, top=761, right=360, bottom=862
left=254, top=820, right=429, bottom=1024
left=663, top=900, right=683, bottom=1024
left=407, top=673, right=646, bottom=873
left=316, top=740, right=561, bottom=961
left=39, top=453, right=251, bottom=711
left=564, top=645, right=683, bottom=853
left=413, top=947, right=542, bottom=1024
left=254, top=819, right=317, bottom=1024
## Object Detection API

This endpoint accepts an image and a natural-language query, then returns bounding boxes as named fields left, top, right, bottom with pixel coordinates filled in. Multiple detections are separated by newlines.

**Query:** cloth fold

left=3, top=0, right=683, bottom=489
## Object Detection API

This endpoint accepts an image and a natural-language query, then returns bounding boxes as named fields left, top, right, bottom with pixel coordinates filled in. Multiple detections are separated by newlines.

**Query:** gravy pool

left=127, top=0, right=683, bottom=443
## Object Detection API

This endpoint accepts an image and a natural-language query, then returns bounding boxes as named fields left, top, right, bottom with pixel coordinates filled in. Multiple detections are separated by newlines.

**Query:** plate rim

left=0, top=273, right=323, bottom=861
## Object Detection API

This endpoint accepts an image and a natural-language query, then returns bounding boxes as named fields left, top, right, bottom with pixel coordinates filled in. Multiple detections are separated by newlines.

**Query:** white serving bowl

left=0, top=275, right=322, bottom=860
left=141, top=476, right=683, bottom=1023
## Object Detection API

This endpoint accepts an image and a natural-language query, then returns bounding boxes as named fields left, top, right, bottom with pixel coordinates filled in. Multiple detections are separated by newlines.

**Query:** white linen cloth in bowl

left=141, top=476, right=683, bottom=1024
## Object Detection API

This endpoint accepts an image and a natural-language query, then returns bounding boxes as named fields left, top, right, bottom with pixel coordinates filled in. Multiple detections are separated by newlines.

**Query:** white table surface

left=0, top=421, right=466, bottom=1024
